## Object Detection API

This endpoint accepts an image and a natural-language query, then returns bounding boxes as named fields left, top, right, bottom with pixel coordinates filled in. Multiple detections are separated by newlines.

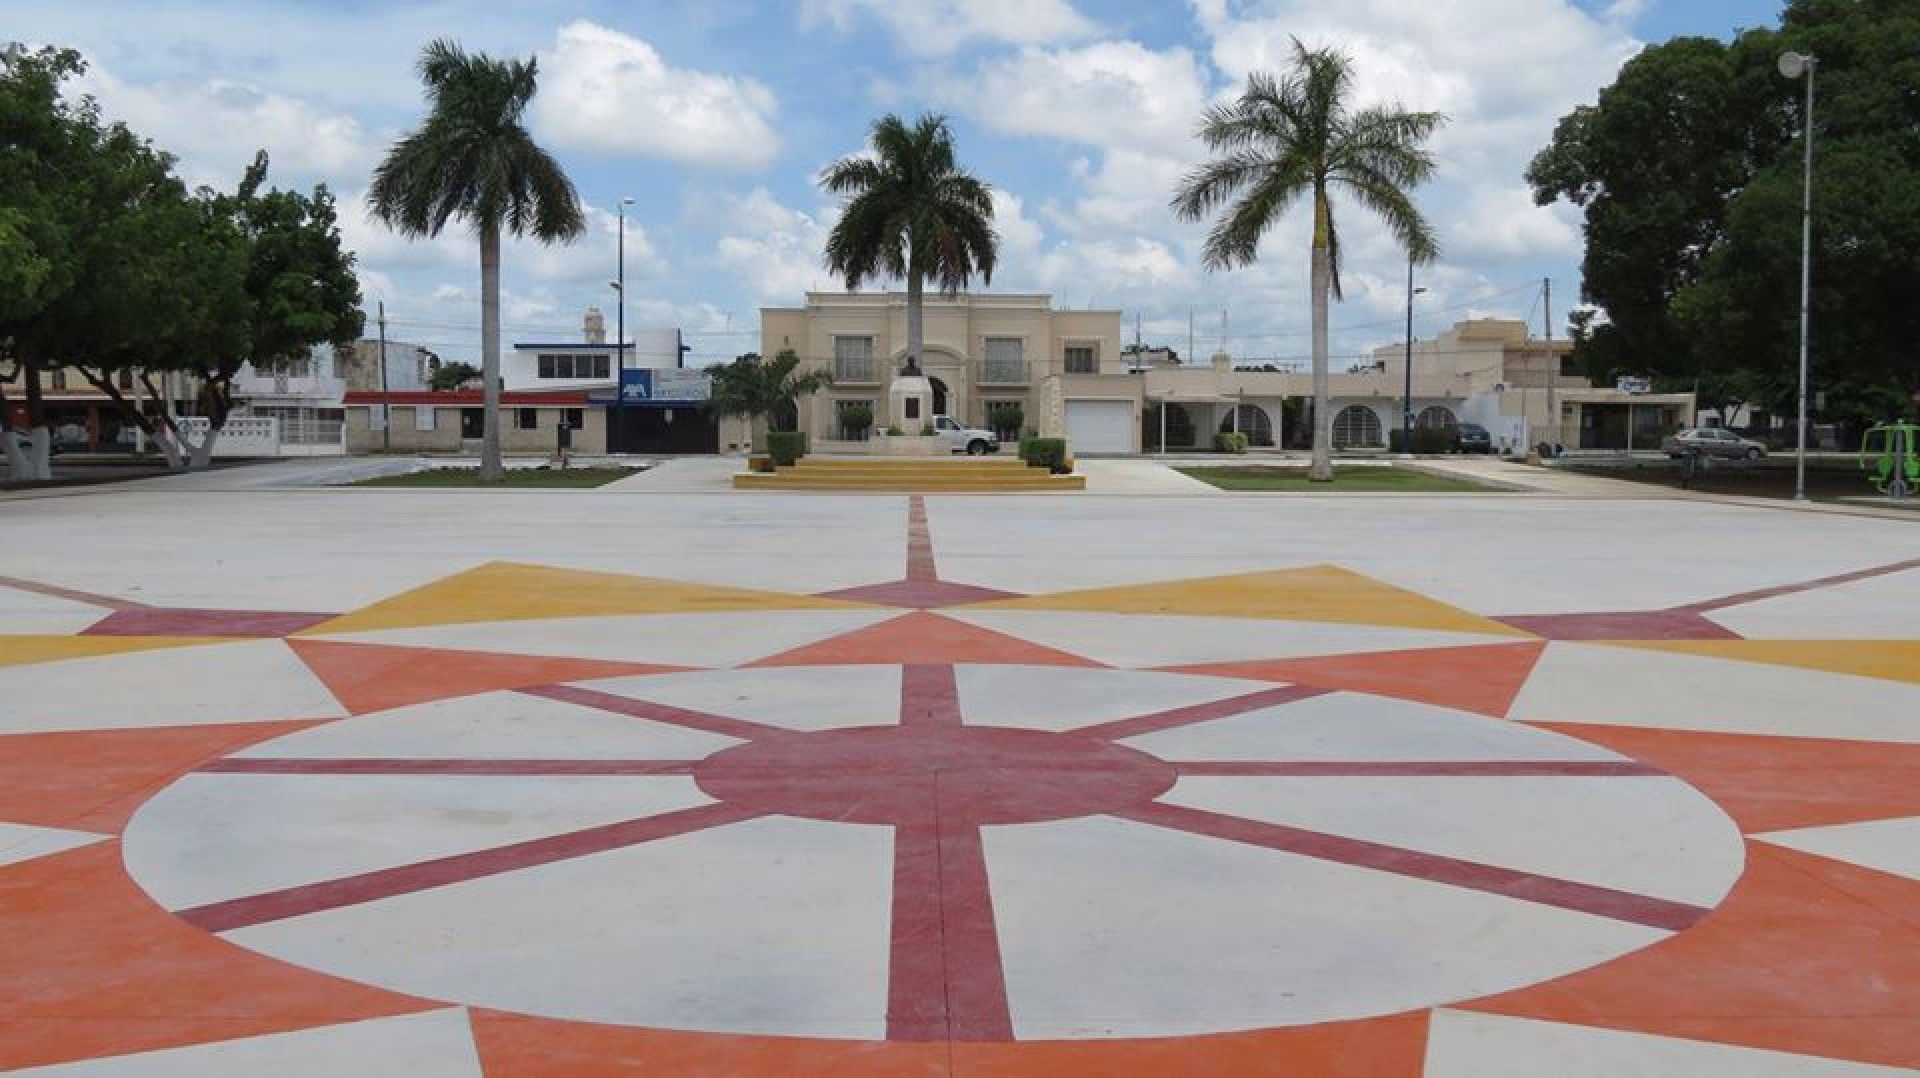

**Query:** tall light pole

left=613, top=197, right=634, bottom=450
left=1779, top=50, right=1816, bottom=501
left=1402, top=259, right=1427, bottom=448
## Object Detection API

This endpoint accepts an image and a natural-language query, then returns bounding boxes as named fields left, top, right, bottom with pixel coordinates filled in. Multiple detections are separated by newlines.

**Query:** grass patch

left=1177, top=465, right=1505, bottom=492
left=352, top=467, right=637, bottom=489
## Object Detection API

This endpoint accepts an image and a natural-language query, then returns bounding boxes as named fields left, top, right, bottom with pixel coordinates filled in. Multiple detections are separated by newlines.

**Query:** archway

left=1219, top=405, right=1275, bottom=447
left=929, top=377, right=950, bottom=419
left=1416, top=406, right=1458, bottom=431
left=1332, top=405, right=1383, bottom=449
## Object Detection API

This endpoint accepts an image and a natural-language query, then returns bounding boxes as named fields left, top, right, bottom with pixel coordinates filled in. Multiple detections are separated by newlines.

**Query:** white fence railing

left=168, top=416, right=345, bottom=457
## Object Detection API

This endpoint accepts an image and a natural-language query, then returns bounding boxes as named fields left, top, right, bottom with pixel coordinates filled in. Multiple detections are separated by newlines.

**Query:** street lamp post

left=613, top=197, right=634, bottom=450
left=1779, top=51, right=1816, bottom=502
left=1402, top=259, right=1427, bottom=448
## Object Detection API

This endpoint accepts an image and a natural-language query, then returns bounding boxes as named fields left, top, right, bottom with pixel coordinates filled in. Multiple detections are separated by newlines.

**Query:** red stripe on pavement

left=1172, top=760, right=1665, bottom=777
left=201, top=757, right=699, bottom=776
left=1075, top=685, right=1330, bottom=741
left=176, top=801, right=763, bottom=933
left=1117, top=800, right=1709, bottom=933
left=521, top=684, right=788, bottom=741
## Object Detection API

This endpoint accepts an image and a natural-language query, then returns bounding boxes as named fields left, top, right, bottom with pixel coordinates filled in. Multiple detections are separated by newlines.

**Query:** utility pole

left=377, top=299, right=391, bottom=453
left=1543, top=277, right=1556, bottom=455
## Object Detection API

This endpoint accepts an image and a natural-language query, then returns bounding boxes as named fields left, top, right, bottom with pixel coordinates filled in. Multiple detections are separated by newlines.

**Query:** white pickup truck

left=929, top=415, right=1000, bottom=455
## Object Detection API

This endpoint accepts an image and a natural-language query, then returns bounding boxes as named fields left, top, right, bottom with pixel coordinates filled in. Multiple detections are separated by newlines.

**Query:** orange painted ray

left=747, top=611, right=1103, bottom=669
left=0, top=721, right=324, bottom=833
left=1459, top=841, right=1920, bottom=1070
left=1167, top=641, right=1546, bottom=717
left=286, top=639, right=692, bottom=714
left=0, top=843, right=437, bottom=1071
left=468, top=1008, right=1428, bottom=1077
left=950, top=1012, right=1430, bottom=1077
left=470, top=1011, right=948, bottom=1077
left=1527, top=722, right=1920, bottom=834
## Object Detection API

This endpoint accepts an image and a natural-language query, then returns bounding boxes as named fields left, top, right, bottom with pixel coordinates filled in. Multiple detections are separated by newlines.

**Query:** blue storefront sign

left=618, top=368, right=710, bottom=405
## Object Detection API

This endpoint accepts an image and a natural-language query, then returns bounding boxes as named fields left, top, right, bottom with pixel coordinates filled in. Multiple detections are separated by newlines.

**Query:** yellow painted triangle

left=0, top=635, right=238, bottom=669
left=967, top=565, right=1531, bottom=636
left=303, top=561, right=873, bottom=635
left=1602, top=639, right=1920, bottom=686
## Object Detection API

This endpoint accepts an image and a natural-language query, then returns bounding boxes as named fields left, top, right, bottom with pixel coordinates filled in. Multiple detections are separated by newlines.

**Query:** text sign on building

left=619, top=368, right=710, bottom=405
left=1616, top=376, right=1652, bottom=394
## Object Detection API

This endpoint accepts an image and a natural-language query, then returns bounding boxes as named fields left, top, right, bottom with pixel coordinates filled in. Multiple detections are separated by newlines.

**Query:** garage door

left=1065, top=399, right=1133, bottom=455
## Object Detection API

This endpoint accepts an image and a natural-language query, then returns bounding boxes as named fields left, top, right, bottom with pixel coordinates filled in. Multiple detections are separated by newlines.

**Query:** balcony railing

left=977, top=359, right=1030, bottom=384
left=832, top=356, right=879, bottom=383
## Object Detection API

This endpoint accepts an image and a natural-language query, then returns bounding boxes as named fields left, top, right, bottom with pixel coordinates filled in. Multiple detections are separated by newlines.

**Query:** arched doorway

left=1332, top=405, right=1383, bottom=448
left=1416, top=405, right=1458, bottom=430
left=929, top=377, right=949, bottom=419
left=1219, top=404, right=1275, bottom=446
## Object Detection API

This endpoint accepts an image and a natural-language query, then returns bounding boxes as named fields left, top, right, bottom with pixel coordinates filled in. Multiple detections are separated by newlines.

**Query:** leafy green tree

left=0, top=46, right=189, bottom=477
left=1530, top=1, right=1920, bottom=425
left=430, top=360, right=482, bottom=391
left=1172, top=42, right=1443, bottom=480
left=369, top=39, right=584, bottom=482
left=707, top=349, right=833, bottom=452
left=821, top=113, right=997, bottom=377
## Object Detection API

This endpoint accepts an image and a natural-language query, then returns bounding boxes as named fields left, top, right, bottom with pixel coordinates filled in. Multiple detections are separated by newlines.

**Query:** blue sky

left=9, top=0, right=1785, bottom=366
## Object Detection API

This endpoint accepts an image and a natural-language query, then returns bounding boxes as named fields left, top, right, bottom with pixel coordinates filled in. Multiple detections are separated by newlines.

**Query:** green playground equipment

left=1860, top=419, right=1919, bottom=499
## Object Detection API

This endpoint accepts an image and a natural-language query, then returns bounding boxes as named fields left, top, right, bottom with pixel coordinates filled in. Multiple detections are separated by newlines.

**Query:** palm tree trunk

left=479, top=223, right=503, bottom=482
left=1309, top=193, right=1334, bottom=482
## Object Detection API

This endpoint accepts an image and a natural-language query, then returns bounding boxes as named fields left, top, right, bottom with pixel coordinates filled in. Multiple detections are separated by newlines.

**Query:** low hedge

left=766, top=430, right=807, bottom=467
left=1024, top=437, right=1068, bottom=473
left=1215, top=431, right=1249, bottom=454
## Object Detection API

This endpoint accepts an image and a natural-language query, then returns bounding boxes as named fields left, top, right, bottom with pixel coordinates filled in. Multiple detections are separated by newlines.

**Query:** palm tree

left=1172, top=42, right=1443, bottom=481
left=708, top=349, right=834, bottom=452
left=821, top=114, right=997, bottom=377
left=368, top=40, right=584, bottom=481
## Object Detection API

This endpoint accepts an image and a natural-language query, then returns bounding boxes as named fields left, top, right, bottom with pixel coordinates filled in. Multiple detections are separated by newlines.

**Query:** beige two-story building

left=761, top=292, right=1139, bottom=453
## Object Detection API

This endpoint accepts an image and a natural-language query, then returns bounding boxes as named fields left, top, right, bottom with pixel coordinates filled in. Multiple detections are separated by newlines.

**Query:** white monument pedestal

left=889, top=371, right=934, bottom=434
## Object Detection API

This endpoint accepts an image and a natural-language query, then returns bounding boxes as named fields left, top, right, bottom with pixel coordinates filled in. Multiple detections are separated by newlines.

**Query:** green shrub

left=988, top=404, right=1025, bottom=439
left=840, top=403, right=873, bottom=438
left=1388, top=427, right=1456, bottom=453
left=1215, top=431, right=1249, bottom=454
left=1025, top=437, right=1068, bottom=472
left=920, top=422, right=935, bottom=436
left=885, top=424, right=904, bottom=436
left=766, top=431, right=806, bottom=467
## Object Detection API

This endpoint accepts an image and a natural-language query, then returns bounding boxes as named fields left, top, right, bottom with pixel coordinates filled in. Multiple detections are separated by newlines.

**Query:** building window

left=984, top=400, right=1025, bottom=439
left=1064, top=344, right=1098, bottom=374
left=834, top=398, right=876, bottom=441
left=538, top=355, right=557, bottom=378
left=51, top=369, right=68, bottom=391
left=117, top=369, right=134, bottom=390
left=587, top=354, right=609, bottom=379
left=515, top=407, right=539, bottom=430
left=414, top=406, right=436, bottom=432
left=1220, top=404, right=1275, bottom=446
left=833, top=336, right=875, bottom=381
left=1332, top=405, right=1384, bottom=448
left=983, top=337, right=1025, bottom=382
left=563, top=409, right=585, bottom=430
left=1416, top=406, right=1458, bottom=430
left=1146, top=403, right=1197, bottom=449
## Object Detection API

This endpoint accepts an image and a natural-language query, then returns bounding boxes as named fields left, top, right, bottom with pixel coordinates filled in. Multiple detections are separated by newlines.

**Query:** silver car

left=1662, top=428, right=1766, bottom=460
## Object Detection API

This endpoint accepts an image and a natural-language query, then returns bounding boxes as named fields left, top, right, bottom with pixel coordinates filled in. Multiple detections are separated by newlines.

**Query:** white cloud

left=532, top=21, right=780, bottom=169
left=709, top=188, right=837, bottom=301
left=929, top=41, right=1210, bottom=156
left=800, top=0, right=1097, bottom=55
left=1447, top=185, right=1582, bottom=259
left=73, top=63, right=376, bottom=190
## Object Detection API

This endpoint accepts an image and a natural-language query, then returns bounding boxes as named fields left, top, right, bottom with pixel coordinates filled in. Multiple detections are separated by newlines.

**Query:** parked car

left=931, top=415, right=999, bottom=455
left=1663, top=428, right=1766, bottom=460
left=1454, top=422, right=1493, bottom=454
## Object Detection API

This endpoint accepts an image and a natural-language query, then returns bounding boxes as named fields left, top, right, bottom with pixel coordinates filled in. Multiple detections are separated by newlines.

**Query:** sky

left=8, top=0, right=1786, bottom=368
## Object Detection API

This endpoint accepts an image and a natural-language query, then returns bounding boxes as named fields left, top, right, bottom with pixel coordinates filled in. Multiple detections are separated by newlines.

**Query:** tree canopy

left=0, top=46, right=362, bottom=474
left=1529, top=0, right=1920, bottom=426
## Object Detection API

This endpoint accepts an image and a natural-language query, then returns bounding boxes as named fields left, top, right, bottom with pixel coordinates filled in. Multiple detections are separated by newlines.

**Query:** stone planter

left=875, top=434, right=942, bottom=456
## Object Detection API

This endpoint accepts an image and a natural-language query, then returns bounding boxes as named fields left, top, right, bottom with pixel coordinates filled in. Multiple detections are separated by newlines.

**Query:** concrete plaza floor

left=1, top=479, right=1918, bottom=1075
